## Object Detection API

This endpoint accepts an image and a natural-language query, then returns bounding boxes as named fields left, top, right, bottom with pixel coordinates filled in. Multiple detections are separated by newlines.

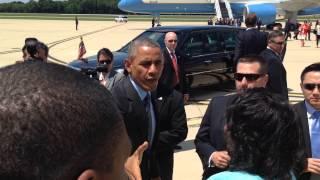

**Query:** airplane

left=118, top=0, right=320, bottom=26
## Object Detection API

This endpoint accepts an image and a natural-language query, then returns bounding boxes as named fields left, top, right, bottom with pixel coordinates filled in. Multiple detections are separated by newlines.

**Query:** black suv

left=69, top=25, right=244, bottom=88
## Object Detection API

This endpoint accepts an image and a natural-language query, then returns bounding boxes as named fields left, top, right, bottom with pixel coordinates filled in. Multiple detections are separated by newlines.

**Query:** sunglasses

left=168, top=39, right=177, bottom=43
left=234, top=73, right=264, bottom=81
left=271, top=40, right=285, bottom=45
left=99, top=60, right=112, bottom=65
left=303, top=83, right=320, bottom=91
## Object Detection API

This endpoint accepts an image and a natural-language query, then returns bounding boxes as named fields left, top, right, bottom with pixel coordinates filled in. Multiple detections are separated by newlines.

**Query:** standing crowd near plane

left=212, top=17, right=242, bottom=27
left=1, top=12, right=320, bottom=180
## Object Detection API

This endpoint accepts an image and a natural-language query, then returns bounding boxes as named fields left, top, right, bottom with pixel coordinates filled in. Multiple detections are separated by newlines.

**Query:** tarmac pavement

left=0, top=18, right=319, bottom=179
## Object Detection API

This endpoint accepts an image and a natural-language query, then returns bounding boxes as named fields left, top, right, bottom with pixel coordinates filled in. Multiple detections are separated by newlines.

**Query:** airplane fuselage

left=118, top=0, right=320, bottom=25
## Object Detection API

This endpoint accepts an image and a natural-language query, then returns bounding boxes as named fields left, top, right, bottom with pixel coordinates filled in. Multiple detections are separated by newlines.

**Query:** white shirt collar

left=98, top=72, right=110, bottom=81
left=246, top=27, right=256, bottom=31
left=166, top=47, right=175, bottom=54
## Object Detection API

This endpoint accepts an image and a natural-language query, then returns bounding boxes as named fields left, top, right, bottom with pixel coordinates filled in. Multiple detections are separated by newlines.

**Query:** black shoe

left=174, top=145, right=182, bottom=150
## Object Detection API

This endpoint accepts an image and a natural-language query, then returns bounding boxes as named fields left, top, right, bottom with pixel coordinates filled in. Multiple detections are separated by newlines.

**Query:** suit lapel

left=123, top=78, right=149, bottom=137
left=296, top=101, right=312, bottom=157
left=150, top=91, right=159, bottom=149
left=164, top=49, right=175, bottom=72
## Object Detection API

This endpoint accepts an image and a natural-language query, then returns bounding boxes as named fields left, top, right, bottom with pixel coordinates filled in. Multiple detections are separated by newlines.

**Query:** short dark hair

left=268, top=30, right=284, bottom=42
left=0, top=62, right=124, bottom=179
left=226, top=88, right=305, bottom=179
left=127, top=38, right=161, bottom=60
left=36, top=41, right=49, bottom=57
left=25, top=37, right=38, bottom=44
left=245, top=14, right=257, bottom=27
left=97, top=48, right=113, bottom=62
left=300, top=62, right=320, bottom=82
left=237, top=55, right=268, bottom=74
left=24, top=37, right=38, bottom=58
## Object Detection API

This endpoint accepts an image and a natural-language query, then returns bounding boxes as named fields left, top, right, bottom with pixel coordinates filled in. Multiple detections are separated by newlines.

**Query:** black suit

left=194, top=94, right=236, bottom=179
left=293, top=101, right=312, bottom=180
left=156, top=90, right=188, bottom=180
left=233, top=28, right=268, bottom=64
left=157, top=49, right=189, bottom=96
left=111, top=76, right=159, bottom=180
left=155, top=49, right=188, bottom=180
left=260, top=48, right=288, bottom=100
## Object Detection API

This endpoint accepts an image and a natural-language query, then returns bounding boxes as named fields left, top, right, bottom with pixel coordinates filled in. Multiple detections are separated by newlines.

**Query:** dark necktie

left=143, top=93, right=154, bottom=147
left=170, top=52, right=180, bottom=85
left=311, top=111, right=320, bottom=158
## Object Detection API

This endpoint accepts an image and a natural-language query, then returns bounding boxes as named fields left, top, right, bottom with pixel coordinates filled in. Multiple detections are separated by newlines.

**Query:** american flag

left=77, top=36, right=87, bottom=61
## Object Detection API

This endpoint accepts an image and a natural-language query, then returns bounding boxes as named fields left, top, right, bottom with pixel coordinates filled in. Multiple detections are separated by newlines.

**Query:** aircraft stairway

left=215, top=0, right=234, bottom=19
left=219, top=2, right=229, bottom=18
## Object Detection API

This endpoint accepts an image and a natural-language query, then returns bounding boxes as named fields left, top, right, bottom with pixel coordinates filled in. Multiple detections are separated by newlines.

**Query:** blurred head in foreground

left=0, top=62, right=131, bottom=180
left=225, top=88, right=305, bottom=179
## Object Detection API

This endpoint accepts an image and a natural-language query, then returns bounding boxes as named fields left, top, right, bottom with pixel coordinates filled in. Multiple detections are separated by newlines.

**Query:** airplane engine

left=243, top=4, right=276, bottom=25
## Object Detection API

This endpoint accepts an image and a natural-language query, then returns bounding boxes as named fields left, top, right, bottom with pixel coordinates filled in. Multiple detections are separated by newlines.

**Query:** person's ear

left=124, top=59, right=132, bottom=73
left=263, top=74, right=269, bottom=86
left=78, top=169, right=99, bottom=180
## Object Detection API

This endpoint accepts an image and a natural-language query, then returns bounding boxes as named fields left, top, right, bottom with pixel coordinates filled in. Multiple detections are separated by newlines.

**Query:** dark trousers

left=158, top=151, right=174, bottom=180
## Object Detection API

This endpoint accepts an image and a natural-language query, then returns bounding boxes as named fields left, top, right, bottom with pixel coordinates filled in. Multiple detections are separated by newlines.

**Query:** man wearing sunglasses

left=158, top=32, right=189, bottom=103
left=293, top=63, right=320, bottom=180
left=96, top=48, right=124, bottom=90
left=260, top=30, right=288, bottom=100
left=195, top=55, right=269, bottom=179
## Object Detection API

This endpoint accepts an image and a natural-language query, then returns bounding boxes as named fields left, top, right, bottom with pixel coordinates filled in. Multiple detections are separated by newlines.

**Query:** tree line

left=0, top=0, right=124, bottom=14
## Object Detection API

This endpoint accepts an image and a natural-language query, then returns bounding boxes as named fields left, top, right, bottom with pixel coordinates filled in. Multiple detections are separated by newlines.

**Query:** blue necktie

left=311, top=111, right=320, bottom=158
left=143, top=93, right=154, bottom=147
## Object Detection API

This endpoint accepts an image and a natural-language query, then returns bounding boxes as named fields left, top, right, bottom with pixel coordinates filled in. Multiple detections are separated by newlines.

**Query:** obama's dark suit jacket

left=112, top=76, right=159, bottom=180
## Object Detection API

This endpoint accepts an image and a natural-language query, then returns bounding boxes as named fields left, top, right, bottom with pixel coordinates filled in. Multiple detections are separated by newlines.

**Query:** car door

left=179, top=30, right=212, bottom=87
left=180, top=29, right=229, bottom=87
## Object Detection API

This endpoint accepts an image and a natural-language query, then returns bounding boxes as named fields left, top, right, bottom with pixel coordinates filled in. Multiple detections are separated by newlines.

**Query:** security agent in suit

left=195, top=55, right=269, bottom=179
left=158, top=32, right=189, bottom=103
left=111, top=38, right=164, bottom=180
left=155, top=31, right=188, bottom=180
left=233, top=13, right=268, bottom=66
left=293, top=63, right=320, bottom=180
left=260, top=30, right=288, bottom=100
left=156, top=89, right=188, bottom=180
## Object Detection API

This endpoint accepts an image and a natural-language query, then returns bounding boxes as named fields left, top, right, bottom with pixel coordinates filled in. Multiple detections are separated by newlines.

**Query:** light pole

left=95, top=0, right=98, bottom=13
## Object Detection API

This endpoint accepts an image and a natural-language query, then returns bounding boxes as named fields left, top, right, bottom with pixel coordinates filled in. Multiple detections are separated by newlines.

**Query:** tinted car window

left=222, top=30, right=237, bottom=51
left=205, top=30, right=224, bottom=53
left=182, top=32, right=205, bottom=56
